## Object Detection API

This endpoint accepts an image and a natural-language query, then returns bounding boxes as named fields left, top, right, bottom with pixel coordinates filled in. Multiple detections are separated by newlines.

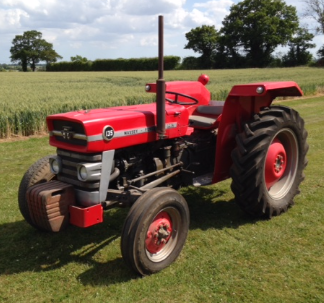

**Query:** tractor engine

left=111, top=129, right=216, bottom=193
left=107, top=128, right=216, bottom=206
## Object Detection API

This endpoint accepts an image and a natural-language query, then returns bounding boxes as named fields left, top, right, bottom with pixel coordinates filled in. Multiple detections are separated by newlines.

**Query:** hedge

left=47, top=56, right=180, bottom=72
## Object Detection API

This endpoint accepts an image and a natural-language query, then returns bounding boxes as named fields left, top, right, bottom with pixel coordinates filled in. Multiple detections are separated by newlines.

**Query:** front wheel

left=121, top=187, right=190, bottom=275
left=230, top=106, right=308, bottom=218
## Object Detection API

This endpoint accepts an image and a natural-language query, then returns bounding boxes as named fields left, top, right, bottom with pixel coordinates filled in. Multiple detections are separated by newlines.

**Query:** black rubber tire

left=230, top=106, right=308, bottom=218
left=121, top=187, right=190, bottom=275
left=18, top=155, right=56, bottom=229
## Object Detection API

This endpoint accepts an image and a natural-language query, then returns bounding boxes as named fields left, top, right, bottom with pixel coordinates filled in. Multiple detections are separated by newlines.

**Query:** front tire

left=230, top=106, right=308, bottom=218
left=121, top=187, right=190, bottom=275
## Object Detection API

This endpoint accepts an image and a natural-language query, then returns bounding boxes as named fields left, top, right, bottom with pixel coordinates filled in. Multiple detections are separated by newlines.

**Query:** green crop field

left=1, top=67, right=324, bottom=138
left=0, top=92, right=324, bottom=302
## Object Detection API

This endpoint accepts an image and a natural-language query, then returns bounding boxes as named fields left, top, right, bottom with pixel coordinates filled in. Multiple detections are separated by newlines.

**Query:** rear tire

left=18, top=155, right=55, bottom=229
left=121, top=187, right=190, bottom=275
left=230, top=106, right=308, bottom=218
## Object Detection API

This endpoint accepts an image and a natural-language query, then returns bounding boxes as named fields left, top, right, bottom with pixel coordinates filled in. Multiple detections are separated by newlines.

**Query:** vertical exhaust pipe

left=156, top=15, right=166, bottom=139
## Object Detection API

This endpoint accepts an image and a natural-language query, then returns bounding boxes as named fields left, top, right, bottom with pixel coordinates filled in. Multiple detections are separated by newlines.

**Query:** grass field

left=1, top=67, right=324, bottom=138
left=0, top=94, right=324, bottom=302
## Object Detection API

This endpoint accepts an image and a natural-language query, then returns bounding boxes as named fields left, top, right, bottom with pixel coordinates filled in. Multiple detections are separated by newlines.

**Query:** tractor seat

left=196, top=101, right=225, bottom=115
left=189, top=101, right=224, bottom=129
left=189, top=116, right=217, bottom=128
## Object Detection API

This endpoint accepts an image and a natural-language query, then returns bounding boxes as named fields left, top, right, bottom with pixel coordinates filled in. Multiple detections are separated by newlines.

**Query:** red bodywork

left=69, top=204, right=103, bottom=228
left=46, top=77, right=303, bottom=184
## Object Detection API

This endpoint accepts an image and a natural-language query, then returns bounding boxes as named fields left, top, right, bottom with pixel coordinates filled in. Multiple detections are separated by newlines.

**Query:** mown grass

left=1, top=67, right=324, bottom=138
left=0, top=95, right=323, bottom=302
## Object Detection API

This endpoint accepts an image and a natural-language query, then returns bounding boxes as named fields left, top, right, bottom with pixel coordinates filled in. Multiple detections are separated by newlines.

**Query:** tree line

left=183, top=0, right=324, bottom=69
left=8, top=0, right=324, bottom=71
left=46, top=56, right=181, bottom=72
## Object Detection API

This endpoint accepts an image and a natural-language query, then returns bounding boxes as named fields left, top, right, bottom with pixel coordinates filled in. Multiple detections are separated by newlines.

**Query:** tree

left=316, top=44, right=324, bottom=66
left=180, top=56, right=201, bottom=70
left=219, top=0, right=299, bottom=67
left=213, top=36, right=247, bottom=69
left=302, top=0, right=324, bottom=34
left=184, top=25, right=219, bottom=68
left=71, top=55, right=89, bottom=63
left=10, top=30, right=62, bottom=72
left=318, top=44, right=324, bottom=57
left=282, top=27, right=316, bottom=66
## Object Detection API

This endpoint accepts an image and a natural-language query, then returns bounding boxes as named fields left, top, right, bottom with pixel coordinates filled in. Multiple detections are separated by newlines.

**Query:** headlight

left=76, top=162, right=102, bottom=181
left=78, top=166, right=88, bottom=181
left=49, top=156, right=62, bottom=174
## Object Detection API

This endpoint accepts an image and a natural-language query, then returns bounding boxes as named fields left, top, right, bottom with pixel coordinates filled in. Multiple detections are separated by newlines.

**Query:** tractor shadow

left=0, top=208, right=138, bottom=283
left=181, top=185, right=257, bottom=230
left=0, top=185, right=257, bottom=285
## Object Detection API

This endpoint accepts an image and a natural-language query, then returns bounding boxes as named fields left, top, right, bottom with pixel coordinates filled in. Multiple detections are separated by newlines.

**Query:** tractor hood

left=47, top=103, right=190, bottom=153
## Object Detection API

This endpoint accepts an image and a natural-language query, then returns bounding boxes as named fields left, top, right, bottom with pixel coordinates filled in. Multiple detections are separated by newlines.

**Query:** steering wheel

left=165, top=91, right=199, bottom=105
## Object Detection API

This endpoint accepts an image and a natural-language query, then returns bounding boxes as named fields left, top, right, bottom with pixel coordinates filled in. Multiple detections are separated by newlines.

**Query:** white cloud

left=187, top=8, right=215, bottom=26
left=69, top=42, right=82, bottom=49
left=194, top=0, right=233, bottom=13
left=193, top=0, right=234, bottom=25
left=0, top=8, right=29, bottom=32
left=63, top=26, right=101, bottom=41
left=120, top=0, right=186, bottom=15
left=140, top=36, right=158, bottom=47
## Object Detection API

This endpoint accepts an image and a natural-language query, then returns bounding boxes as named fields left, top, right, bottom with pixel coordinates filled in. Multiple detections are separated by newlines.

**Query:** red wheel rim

left=145, top=211, right=173, bottom=254
left=265, top=138, right=287, bottom=189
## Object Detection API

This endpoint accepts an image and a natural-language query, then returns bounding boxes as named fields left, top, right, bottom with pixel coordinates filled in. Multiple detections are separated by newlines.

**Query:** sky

left=0, top=0, right=323, bottom=64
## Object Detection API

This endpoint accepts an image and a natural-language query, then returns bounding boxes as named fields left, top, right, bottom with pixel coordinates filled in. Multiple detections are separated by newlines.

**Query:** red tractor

left=18, top=17, right=308, bottom=276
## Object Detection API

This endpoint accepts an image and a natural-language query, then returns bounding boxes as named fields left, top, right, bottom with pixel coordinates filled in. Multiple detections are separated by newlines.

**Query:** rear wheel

left=121, top=187, right=190, bottom=275
left=230, top=106, right=308, bottom=218
left=18, top=155, right=55, bottom=229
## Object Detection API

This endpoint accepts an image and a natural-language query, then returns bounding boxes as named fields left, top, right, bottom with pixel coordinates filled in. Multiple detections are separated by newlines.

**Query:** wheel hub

left=274, top=155, right=284, bottom=173
left=146, top=212, right=172, bottom=254
left=265, top=138, right=287, bottom=189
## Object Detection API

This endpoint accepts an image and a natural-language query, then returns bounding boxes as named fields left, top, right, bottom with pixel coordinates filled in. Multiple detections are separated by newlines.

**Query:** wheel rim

left=145, top=207, right=180, bottom=263
left=265, top=138, right=287, bottom=189
left=264, top=128, right=298, bottom=199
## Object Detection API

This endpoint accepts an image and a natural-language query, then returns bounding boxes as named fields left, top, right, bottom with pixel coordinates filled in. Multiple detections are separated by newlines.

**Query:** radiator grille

left=56, top=149, right=102, bottom=192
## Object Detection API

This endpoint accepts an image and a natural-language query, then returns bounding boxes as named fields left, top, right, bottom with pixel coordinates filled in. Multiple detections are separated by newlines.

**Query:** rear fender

left=212, top=82, right=303, bottom=183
